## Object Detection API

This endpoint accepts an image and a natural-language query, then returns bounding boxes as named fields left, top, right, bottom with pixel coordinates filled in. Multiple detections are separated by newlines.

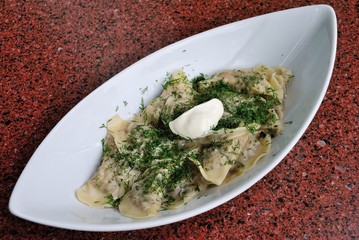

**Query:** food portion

left=76, top=65, right=293, bottom=219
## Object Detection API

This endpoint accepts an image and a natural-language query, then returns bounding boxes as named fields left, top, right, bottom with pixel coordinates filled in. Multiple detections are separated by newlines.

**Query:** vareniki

left=76, top=65, right=293, bottom=219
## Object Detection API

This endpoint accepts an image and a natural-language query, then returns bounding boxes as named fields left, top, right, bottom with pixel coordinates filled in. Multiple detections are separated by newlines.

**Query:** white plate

left=9, top=5, right=337, bottom=231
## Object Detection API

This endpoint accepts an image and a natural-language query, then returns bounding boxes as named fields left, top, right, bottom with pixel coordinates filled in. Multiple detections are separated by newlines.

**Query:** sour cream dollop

left=169, top=98, right=224, bottom=139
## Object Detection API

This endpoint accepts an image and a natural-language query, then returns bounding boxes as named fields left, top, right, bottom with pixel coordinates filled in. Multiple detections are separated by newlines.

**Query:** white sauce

left=169, top=98, right=224, bottom=139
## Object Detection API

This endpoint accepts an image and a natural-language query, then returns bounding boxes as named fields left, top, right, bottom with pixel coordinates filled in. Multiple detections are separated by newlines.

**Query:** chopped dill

left=140, top=86, right=149, bottom=95
left=106, top=194, right=120, bottom=207
left=191, top=73, right=205, bottom=89
left=139, top=97, right=145, bottom=111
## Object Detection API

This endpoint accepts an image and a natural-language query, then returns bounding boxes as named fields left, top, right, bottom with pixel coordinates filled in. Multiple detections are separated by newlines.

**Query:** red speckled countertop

left=1, top=0, right=358, bottom=239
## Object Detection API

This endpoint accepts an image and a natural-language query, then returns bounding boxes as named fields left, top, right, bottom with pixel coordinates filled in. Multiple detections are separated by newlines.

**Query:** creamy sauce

left=169, top=98, right=224, bottom=139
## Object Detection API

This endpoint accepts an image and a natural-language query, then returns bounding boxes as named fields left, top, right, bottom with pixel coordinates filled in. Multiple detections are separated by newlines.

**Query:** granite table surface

left=1, top=0, right=358, bottom=239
